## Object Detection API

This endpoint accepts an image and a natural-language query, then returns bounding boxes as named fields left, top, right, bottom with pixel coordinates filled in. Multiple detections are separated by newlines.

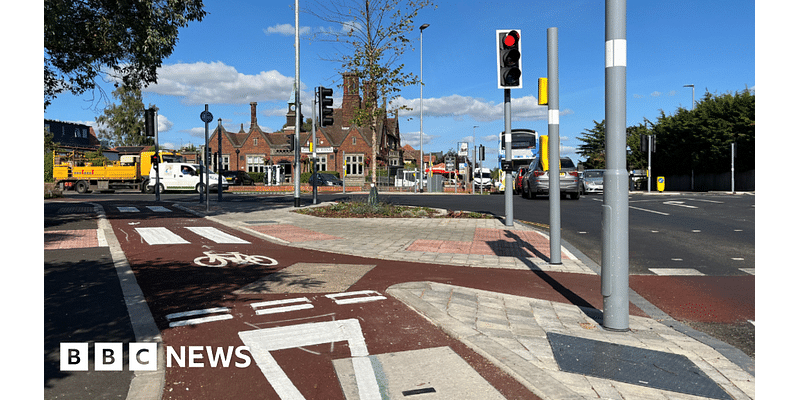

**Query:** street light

left=684, top=84, right=695, bottom=110
left=419, top=23, right=429, bottom=192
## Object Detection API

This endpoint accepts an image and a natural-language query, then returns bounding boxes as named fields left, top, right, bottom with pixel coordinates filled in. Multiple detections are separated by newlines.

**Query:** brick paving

left=44, top=229, right=100, bottom=250
left=248, top=224, right=343, bottom=243
left=406, top=228, right=569, bottom=260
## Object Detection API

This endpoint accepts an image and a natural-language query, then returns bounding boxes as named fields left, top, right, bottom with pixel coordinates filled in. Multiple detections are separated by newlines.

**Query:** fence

left=654, top=170, right=755, bottom=192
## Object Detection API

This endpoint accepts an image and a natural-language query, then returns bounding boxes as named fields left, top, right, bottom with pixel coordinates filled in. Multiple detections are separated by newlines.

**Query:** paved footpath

left=177, top=200, right=755, bottom=400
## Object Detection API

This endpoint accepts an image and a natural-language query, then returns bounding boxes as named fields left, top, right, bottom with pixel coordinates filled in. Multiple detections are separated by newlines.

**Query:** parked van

left=473, top=167, right=493, bottom=190
left=147, top=163, right=228, bottom=193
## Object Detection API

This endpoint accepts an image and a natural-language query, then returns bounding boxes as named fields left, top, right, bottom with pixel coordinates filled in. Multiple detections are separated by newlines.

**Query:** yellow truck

left=52, top=149, right=184, bottom=193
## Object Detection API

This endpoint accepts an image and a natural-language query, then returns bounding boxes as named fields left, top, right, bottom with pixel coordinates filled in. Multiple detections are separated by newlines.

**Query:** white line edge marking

left=238, top=319, right=380, bottom=400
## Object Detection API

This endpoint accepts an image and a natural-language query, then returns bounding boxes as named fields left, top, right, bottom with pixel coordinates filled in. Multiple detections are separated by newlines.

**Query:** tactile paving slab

left=547, top=332, right=732, bottom=400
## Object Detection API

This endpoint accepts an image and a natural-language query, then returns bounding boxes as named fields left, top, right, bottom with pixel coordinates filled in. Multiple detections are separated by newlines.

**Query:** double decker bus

left=497, top=128, right=539, bottom=171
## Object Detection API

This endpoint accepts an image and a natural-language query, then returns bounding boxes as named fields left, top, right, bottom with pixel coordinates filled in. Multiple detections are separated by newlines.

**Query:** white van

left=473, top=167, right=493, bottom=190
left=147, top=163, right=228, bottom=193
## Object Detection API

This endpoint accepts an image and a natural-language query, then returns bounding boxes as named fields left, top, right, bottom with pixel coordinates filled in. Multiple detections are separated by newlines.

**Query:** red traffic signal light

left=497, top=29, right=522, bottom=89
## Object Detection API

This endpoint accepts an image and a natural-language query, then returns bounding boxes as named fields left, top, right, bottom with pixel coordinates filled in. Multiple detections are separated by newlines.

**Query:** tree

left=309, top=0, right=436, bottom=184
left=576, top=119, right=650, bottom=170
left=44, top=0, right=206, bottom=109
left=651, top=89, right=755, bottom=176
left=95, top=85, right=155, bottom=147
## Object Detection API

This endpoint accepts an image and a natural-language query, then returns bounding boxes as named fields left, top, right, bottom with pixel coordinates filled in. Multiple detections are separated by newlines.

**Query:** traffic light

left=318, top=87, right=334, bottom=126
left=496, top=29, right=522, bottom=89
left=145, top=108, right=156, bottom=137
left=151, top=154, right=159, bottom=166
left=479, top=145, right=485, bottom=161
left=286, top=134, right=295, bottom=152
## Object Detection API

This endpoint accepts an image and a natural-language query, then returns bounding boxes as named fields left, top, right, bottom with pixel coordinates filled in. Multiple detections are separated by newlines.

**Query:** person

left=181, top=166, right=192, bottom=175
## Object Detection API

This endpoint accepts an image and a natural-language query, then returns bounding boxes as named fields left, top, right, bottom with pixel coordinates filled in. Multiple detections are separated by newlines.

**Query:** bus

left=497, top=128, right=539, bottom=171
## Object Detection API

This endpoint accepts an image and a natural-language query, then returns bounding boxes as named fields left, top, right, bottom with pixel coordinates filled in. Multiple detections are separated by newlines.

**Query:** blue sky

left=42, top=0, right=755, bottom=166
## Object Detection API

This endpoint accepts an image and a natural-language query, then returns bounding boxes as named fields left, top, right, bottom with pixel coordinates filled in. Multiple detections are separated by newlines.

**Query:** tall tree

left=309, top=0, right=435, bottom=184
left=576, top=119, right=650, bottom=170
left=95, top=85, right=155, bottom=147
left=44, top=0, right=206, bottom=109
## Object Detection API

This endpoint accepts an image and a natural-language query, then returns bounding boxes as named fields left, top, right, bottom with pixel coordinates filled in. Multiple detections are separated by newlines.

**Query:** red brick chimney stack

left=250, top=102, right=258, bottom=130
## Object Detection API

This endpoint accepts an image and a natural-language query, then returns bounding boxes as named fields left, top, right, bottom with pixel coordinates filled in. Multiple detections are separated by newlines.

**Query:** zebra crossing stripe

left=118, top=207, right=140, bottom=212
left=186, top=227, right=251, bottom=244
left=135, top=227, right=191, bottom=245
left=147, top=206, right=172, bottom=212
left=250, top=298, right=314, bottom=315
left=325, top=290, right=387, bottom=305
left=648, top=268, right=705, bottom=276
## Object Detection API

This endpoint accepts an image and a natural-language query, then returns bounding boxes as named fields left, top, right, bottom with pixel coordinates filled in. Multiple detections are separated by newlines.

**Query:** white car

left=148, top=163, right=228, bottom=193
left=581, top=169, right=604, bottom=194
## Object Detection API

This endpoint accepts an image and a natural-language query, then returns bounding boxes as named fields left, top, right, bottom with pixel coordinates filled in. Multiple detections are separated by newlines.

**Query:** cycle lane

left=103, top=203, right=559, bottom=399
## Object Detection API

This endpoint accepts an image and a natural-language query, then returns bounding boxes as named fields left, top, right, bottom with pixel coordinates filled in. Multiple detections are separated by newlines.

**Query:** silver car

left=521, top=157, right=581, bottom=200
left=581, top=169, right=604, bottom=194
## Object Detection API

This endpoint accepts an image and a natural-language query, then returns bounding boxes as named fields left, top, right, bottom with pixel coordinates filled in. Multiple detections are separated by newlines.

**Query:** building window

left=82, top=128, right=88, bottom=138
left=254, top=138, right=258, bottom=146
left=247, top=155, right=265, bottom=172
left=345, top=154, right=363, bottom=175
left=315, top=155, right=327, bottom=172
left=352, top=137, right=357, bottom=145
left=221, top=155, right=230, bottom=171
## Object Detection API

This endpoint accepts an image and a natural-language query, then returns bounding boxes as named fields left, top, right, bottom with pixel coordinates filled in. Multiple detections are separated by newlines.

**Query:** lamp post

left=684, top=84, right=695, bottom=110
left=419, top=23, right=429, bottom=192
left=235, top=149, right=240, bottom=170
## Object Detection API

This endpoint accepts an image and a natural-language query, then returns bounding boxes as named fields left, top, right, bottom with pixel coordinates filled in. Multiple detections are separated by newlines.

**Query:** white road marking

left=146, top=206, right=172, bottom=212
left=326, top=290, right=387, bottom=305
left=186, top=227, right=250, bottom=244
left=166, top=307, right=233, bottom=327
left=118, top=207, right=140, bottom=212
left=250, top=298, right=314, bottom=315
left=649, top=268, right=705, bottom=276
left=629, top=206, right=670, bottom=216
left=663, top=200, right=698, bottom=209
left=97, top=228, right=108, bottom=247
left=739, top=268, right=755, bottom=275
left=135, top=227, right=190, bottom=245
left=238, top=319, right=380, bottom=400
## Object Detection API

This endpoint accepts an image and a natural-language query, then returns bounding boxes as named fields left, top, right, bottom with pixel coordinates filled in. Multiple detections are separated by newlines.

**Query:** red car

left=514, top=166, right=528, bottom=194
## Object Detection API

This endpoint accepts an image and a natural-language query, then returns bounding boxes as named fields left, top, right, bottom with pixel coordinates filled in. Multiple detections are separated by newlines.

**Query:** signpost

left=201, top=106, right=213, bottom=211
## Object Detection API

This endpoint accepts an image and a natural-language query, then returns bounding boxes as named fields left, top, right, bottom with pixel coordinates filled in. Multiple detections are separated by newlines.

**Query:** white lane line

left=739, top=268, right=755, bottom=275
left=629, top=206, right=670, bottom=216
left=186, top=226, right=251, bottom=244
left=146, top=206, right=172, bottom=212
left=649, top=268, right=705, bottom=276
left=326, top=290, right=387, bottom=305
left=135, top=227, right=190, bottom=245
left=166, top=307, right=233, bottom=327
left=250, top=298, right=314, bottom=315
left=118, top=207, right=140, bottom=212
left=97, top=228, right=108, bottom=247
left=663, top=200, right=698, bottom=209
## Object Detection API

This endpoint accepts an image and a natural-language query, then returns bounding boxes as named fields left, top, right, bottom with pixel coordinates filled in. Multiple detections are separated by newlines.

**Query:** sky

left=42, top=0, right=755, bottom=167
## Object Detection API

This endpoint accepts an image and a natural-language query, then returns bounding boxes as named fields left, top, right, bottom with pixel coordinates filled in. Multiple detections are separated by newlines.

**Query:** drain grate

left=547, top=332, right=732, bottom=400
left=58, top=206, right=94, bottom=214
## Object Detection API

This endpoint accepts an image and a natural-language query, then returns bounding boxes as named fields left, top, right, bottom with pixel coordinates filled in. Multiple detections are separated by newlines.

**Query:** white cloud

left=264, top=23, right=311, bottom=36
left=144, top=61, right=297, bottom=105
left=157, top=113, right=173, bottom=133
left=391, top=94, right=547, bottom=122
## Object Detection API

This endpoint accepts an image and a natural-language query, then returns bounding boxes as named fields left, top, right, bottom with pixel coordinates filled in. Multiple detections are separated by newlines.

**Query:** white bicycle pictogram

left=193, top=251, right=278, bottom=268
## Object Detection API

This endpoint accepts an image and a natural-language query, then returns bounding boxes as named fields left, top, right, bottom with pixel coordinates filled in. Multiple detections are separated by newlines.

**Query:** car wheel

left=195, top=183, right=205, bottom=194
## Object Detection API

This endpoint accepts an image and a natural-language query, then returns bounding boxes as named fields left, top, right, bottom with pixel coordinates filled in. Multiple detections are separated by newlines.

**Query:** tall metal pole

left=684, top=84, right=695, bottom=110
left=419, top=23, right=429, bottom=193
left=547, top=28, right=562, bottom=264
left=647, top=135, right=652, bottom=193
left=154, top=108, right=160, bottom=202
left=603, top=0, right=630, bottom=331
left=293, top=0, right=301, bottom=207
left=731, top=142, right=736, bottom=194
left=217, top=118, right=223, bottom=202
left=312, top=87, right=318, bottom=204
left=503, top=91, right=513, bottom=226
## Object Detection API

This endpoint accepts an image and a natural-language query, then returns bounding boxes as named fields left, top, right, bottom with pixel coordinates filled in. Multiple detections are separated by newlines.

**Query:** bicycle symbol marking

left=193, top=251, right=278, bottom=268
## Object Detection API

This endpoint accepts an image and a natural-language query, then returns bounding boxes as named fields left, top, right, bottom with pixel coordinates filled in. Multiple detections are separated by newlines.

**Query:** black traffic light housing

left=497, top=29, right=522, bottom=89
left=286, top=134, right=295, bottom=152
left=151, top=154, right=159, bottom=166
left=318, top=87, right=334, bottom=127
left=145, top=108, right=156, bottom=137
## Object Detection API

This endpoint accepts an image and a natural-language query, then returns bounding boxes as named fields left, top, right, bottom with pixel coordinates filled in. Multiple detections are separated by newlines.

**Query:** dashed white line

left=166, top=307, right=233, bottom=327
left=649, top=268, right=705, bottom=276
left=250, top=298, right=314, bottom=315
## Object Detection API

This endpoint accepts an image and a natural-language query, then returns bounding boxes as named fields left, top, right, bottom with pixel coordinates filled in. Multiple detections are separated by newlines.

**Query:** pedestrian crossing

left=135, top=226, right=251, bottom=245
left=117, top=206, right=173, bottom=213
left=648, top=268, right=755, bottom=276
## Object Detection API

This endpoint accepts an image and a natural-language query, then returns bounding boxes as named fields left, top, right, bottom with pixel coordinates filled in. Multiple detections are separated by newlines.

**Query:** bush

left=300, top=170, right=340, bottom=183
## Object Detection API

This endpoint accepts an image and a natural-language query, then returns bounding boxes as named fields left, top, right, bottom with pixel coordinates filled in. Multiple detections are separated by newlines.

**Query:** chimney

left=250, top=102, right=258, bottom=130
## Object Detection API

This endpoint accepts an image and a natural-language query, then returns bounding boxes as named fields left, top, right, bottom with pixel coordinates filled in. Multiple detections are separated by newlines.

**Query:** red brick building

left=209, top=73, right=403, bottom=184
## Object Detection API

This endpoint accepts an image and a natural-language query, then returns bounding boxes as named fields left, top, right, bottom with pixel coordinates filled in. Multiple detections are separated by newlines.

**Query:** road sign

left=200, top=110, right=213, bottom=123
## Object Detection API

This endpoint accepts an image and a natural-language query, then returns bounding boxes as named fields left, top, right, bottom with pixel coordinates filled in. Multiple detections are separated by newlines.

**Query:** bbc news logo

left=60, top=342, right=252, bottom=371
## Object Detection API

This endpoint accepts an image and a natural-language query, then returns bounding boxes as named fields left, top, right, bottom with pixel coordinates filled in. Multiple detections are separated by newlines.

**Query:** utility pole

left=293, top=0, right=301, bottom=207
left=547, top=27, right=561, bottom=264
left=602, top=0, right=630, bottom=331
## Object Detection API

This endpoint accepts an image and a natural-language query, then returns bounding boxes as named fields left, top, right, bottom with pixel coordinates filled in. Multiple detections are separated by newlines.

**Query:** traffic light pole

left=503, top=90, right=513, bottom=226
left=602, top=0, right=630, bottom=332
left=293, top=0, right=301, bottom=208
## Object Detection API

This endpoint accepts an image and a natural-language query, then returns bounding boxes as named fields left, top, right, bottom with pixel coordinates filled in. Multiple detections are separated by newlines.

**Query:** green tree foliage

left=309, top=0, right=436, bottom=183
left=44, top=0, right=206, bottom=109
left=651, top=90, right=755, bottom=176
left=95, top=85, right=155, bottom=147
left=44, top=128, right=56, bottom=182
left=576, top=120, right=606, bottom=169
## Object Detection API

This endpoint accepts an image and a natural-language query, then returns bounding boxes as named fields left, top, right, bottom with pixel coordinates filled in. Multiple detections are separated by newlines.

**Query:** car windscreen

left=560, top=158, right=576, bottom=169
left=585, top=171, right=603, bottom=178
